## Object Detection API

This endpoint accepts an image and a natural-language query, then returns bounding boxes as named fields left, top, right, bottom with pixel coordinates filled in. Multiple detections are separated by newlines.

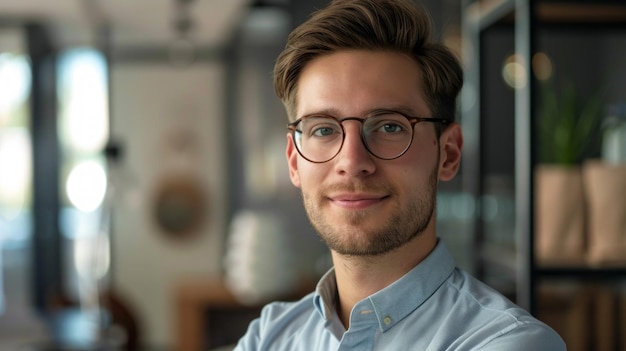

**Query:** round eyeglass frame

left=287, top=111, right=450, bottom=163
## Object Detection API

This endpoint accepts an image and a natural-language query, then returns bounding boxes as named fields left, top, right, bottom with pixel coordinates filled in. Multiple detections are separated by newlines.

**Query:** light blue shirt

left=234, top=241, right=566, bottom=350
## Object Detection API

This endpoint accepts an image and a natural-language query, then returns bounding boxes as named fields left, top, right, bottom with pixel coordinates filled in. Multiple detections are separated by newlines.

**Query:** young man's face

left=286, top=50, right=461, bottom=257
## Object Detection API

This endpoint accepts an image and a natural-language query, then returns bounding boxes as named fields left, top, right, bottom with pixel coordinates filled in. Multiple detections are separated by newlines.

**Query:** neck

left=331, top=232, right=437, bottom=328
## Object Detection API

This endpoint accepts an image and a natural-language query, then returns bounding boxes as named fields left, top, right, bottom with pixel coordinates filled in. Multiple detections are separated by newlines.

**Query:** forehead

left=295, top=50, right=429, bottom=118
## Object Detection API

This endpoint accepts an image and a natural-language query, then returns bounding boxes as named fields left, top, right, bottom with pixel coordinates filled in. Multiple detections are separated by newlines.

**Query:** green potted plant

left=537, top=80, right=604, bottom=165
left=535, top=79, right=604, bottom=267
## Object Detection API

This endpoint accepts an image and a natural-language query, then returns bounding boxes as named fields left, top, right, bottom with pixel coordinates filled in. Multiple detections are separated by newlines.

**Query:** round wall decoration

left=152, top=175, right=207, bottom=240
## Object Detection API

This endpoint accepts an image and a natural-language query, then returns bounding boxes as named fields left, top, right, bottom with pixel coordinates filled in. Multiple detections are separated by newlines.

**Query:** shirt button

left=383, top=316, right=392, bottom=325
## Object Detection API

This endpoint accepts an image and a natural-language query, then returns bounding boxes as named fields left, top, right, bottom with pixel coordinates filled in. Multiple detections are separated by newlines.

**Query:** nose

left=334, top=121, right=376, bottom=176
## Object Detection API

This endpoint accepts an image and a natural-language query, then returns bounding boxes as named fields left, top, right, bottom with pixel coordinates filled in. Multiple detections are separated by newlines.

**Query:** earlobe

left=438, top=123, right=463, bottom=181
left=286, top=134, right=302, bottom=187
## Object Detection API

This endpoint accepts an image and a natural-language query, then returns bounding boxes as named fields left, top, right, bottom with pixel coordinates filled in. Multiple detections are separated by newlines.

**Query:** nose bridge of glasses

left=338, top=116, right=366, bottom=135
left=336, top=117, right=365, bottom=141
left=337, top=117, right=365, bottom=137
left=338, top=116, right=366, bottom=124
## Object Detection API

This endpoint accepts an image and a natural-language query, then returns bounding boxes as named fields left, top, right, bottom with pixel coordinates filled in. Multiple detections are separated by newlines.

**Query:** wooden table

left=176, top=278, right=315, bottom=351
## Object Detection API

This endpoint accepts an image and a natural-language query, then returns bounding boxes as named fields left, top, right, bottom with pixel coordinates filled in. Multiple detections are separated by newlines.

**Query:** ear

left=438, top=123, right=463, bottom=181
left=286, top=133, right=302, bottom=188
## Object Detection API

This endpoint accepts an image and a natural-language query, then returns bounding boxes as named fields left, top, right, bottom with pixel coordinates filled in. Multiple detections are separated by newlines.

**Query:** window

left=56, top=48, right=110, bottom=302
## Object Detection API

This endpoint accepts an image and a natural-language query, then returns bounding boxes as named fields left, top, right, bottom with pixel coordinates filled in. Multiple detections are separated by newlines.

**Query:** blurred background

left=0, top=0, right=625, bottom=350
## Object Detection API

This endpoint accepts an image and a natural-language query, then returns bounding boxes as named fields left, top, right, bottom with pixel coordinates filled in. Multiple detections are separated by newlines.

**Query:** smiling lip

left=328, top=193, right=388, bottom=209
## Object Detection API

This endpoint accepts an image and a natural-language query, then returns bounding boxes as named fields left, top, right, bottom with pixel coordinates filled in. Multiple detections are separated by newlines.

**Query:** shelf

left=482, top=243, right=626, bottom=281
left=466, top=0, right=626, bottom=29
left=536, top=266, right=626, bottom=280
left=462, top=0, right=626, bottom=314
left=538, top=3, right=626, bottom=24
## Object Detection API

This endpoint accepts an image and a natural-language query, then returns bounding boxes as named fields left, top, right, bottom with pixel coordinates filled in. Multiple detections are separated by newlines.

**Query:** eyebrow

left=299, top=105, right=423, bottom=119
left=298, top=107, right=342, bottom=118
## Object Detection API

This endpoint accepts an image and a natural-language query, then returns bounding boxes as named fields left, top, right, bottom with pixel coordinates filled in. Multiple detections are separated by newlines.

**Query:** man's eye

left=312, top=126, right=337, bottom=137
left=379, top=123, right=404, bottom=133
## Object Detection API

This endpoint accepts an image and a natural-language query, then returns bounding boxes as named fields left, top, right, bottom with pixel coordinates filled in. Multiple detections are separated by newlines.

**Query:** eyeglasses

left=287, top=110, right=449, bottom=163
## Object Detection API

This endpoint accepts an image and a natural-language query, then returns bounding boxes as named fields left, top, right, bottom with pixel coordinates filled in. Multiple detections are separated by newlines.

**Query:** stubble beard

left=302, top=165, right=439, bottom=257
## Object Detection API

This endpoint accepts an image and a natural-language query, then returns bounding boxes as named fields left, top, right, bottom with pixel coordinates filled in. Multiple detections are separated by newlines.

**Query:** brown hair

left=274, top=0, right=463, bottom=134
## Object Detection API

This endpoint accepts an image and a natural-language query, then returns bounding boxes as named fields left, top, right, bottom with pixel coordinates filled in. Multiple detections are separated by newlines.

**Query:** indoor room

left=0, top=0, right=625, bottom=350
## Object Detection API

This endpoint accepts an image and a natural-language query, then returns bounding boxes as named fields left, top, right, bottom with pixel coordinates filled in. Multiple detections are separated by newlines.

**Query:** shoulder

left=256, top=292, right=318, bottom=327
left=234, top=292, right=322, bottom=350
left=478, top=317, right=567, bottom=351
left=433, top=269, right=566, bottom=350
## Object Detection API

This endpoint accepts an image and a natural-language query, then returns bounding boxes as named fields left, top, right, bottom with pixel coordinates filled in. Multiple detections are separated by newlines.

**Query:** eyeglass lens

left=292, top=112, right=414, bottom=162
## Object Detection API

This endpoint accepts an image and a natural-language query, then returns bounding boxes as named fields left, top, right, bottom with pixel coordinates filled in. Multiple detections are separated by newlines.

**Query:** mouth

left=328, top=193, right=389, bottom=210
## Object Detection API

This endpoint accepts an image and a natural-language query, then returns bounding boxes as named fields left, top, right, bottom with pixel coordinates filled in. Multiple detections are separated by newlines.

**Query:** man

left=234, top=0, right=566, bottom=350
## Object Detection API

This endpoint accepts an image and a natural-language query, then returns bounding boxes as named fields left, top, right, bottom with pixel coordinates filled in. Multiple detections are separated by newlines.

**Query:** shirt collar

left=314, top=268, right=338, bottom=322
left=313, top=240, right=456, bottom=332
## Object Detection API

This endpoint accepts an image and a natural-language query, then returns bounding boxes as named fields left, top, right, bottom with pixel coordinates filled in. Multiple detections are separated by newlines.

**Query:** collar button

left=383, top=316, right=392, bottom=325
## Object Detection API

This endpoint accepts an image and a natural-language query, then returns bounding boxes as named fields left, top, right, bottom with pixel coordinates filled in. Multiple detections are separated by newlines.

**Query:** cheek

left=397, top=138, right=439, bottom=177
left=408, top=135, right=439, bottom=163
left=295, top=159, right=326, bottom=189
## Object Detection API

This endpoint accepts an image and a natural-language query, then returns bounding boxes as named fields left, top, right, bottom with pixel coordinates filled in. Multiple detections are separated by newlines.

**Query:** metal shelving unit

left=461, top=0, right=626, bottom=315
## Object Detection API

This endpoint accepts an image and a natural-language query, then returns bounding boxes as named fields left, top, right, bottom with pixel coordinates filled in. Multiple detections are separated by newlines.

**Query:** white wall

left=110, top=62, right=226, bottom=348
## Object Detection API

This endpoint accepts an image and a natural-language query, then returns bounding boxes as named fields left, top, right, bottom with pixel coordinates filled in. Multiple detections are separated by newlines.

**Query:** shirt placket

left=336, top=301, right=380, bottom=351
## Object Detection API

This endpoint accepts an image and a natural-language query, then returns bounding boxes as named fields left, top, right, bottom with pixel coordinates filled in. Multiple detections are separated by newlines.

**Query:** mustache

left=320, top=180, right=394, bottom=194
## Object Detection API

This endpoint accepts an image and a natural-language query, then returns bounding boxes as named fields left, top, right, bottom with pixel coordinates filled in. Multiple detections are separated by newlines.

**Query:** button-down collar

left=313, top=241, right=456, bottom=333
